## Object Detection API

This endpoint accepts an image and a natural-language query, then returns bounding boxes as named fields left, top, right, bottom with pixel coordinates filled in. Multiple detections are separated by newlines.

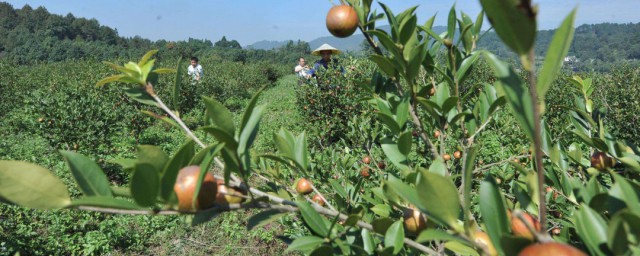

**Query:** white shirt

left=295, top=64, right=309, bottom=78
left=188, top=64, right=203, bottom=80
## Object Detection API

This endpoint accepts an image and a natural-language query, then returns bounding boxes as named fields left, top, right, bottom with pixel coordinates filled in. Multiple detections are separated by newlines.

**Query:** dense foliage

left=2, top=0, right=640, bottom=255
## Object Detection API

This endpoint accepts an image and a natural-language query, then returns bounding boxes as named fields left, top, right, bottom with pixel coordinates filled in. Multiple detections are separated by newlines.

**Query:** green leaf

left=60, top=151, right=111, bottom=197
left=462, top=146, right=479, bottom=226
left=447, top=5, right=456, bottom=40
left=0, top=161, right=71, bottom=209
left=297, top=200, right=329, bottom=237
left=237, top=103, right=265, bottom=169
left=95, top=74, right=125, bottom=87
left=285, top=236, right=325, bottom=254
left=160, top=140, right=195, bottom=201
left=609, top=174, right=640, bottom=214
left=416, top=229, right=467, bottom=243
left=201, top=126, right=238, bottom=151
left=123, top=87, right=158, bottom=107
left=574, top=204, right=608, bottom=255
left=417, top=170, right=461, bottom=227
left=381, top=137, right=410, bottom=173
left=138, top=49, right=159, bottom=66
left=137, top=145, right=169, bottom=174
left=70, top=196, right=144, bottom=210
left=608, top=211, right=640, bottom=255
left=428, top=159, right=447, bottom=176
left=484, top=52, right=535, bottom=141
left=384, top=221, right=405, bottom=255
left=370, top=55, right=397, bottom=77
left=203, top=96, right=236, bottom=136
left=397, top=131, right=413, bottom=156
left=537, top=9, right=576, bottom=102
left=371, top=204, right=392, bottom=217
left=479, top=175, right=509, bottom=256
left=444, top=241, right=480, bottom=256
left=479, top=0, right=536, bottom=55
left=247, top=209, right=289, bottom=230
left=131, top=163, right=160, bottom=207
left=362, top=229, right=376, bottom=254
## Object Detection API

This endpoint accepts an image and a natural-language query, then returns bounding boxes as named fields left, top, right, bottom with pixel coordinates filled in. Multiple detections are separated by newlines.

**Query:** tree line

left=0, top=2, right=312, bottom=65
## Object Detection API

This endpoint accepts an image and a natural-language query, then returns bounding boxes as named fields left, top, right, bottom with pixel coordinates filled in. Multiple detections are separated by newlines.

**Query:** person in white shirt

left=294, top=57, right=311, bottom=80
left=188, top=57, right=203, bottom=81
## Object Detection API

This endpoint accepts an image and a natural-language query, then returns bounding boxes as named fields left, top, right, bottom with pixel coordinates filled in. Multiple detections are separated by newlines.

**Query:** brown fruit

left=510, top=211, right=541, bottom=240
left=296, top=178, right=313, bottom=195
left=362, top=155, right=371, bottom=165
left=215, top=180, right=246, bottom=205
left=428, top=87, right=436, bottom=96
left=312, top=194, right=325, bottom=206
left=590, top=151, right=615, bottom=171
left=552, top=228, right=562, bottom=236
left=453, top=151, right=462, bottom=159
left=434, top=130, right=441, bottom=138
left=403, top=207, right=427, bottom=236
left=174, top=166, right=217, bottom=211
left=360, top=167, right=370, bottom=178
left=377, top=161, right=386, bottom=169
left=518, top=242, right=587, bottom=256
left=443, top=154, right=451, bottom=161
left=326, top=5, right=359, bottom=38
left=474, top=231, right=498, bottom=256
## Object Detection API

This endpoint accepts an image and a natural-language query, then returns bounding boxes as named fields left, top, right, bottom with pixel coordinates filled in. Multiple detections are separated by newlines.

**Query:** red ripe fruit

left=326, top=5, right=359, bottom=38
left=174, top=166, right=218, bottom=211
left=518, top=242, right=587, bottom=256
left=296, top=178, right=313, bottom=195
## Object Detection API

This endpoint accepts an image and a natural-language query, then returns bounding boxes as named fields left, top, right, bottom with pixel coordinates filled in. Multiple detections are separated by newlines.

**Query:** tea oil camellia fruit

left=443, top=154, right=451, bottom=161
left=453, top=151, right=462, bottom=159
left=510, top=211, right=541, bottom=240
left=518, top=242, right=587, bottom=256
left=362, top=155, right=371, bottom=165
left=326, top=5, right=359, bottom=38
left=174, top=166, right=217, bottom=211
left=590, top=151, right=615, bottom=171
left=296, top=178, right=313, bottom=195
left=403, top=207, right=427, bottom=236
left=312, top=194, right=325, bottom=206
left=360, top=166, right=370, bottom=178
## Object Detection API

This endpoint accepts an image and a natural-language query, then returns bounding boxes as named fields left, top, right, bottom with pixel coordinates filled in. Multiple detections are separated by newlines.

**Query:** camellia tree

left=2, top=0, right=640, bottom=255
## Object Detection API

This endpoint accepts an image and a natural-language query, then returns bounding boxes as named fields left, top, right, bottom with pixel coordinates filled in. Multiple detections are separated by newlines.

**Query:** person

left=308, top=43, right=344, bottom=77
left=294, top=57, right=311, bottom=79
left=187, top=57, right=203, bottom=81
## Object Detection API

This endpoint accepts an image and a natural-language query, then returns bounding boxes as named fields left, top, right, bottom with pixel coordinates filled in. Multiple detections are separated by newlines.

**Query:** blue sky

left=4, top=0, right=639, bottom=46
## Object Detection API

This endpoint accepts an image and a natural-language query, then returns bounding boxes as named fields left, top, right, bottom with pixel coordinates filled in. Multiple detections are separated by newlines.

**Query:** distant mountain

left=246, top=25, right=448, bottom=53
left=245, top=40, right=289, bottom=50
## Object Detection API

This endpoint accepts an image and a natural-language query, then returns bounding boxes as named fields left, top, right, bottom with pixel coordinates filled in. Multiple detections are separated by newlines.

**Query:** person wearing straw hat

left=308, top=43, right=344, bottom=77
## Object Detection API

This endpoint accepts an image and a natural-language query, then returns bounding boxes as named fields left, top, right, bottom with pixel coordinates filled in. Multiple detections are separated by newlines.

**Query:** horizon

left=3, top=0, right=639, bottom=46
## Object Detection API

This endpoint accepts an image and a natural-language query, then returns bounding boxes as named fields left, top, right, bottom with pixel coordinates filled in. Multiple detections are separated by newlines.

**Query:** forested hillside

left=477, top=22, right=640, bottom=71
left=0, top=2, right=312, bottom=65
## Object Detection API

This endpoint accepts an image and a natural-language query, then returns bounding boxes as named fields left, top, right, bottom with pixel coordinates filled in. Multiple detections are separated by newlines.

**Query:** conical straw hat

left=312, top=43, right=341, bottom=55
